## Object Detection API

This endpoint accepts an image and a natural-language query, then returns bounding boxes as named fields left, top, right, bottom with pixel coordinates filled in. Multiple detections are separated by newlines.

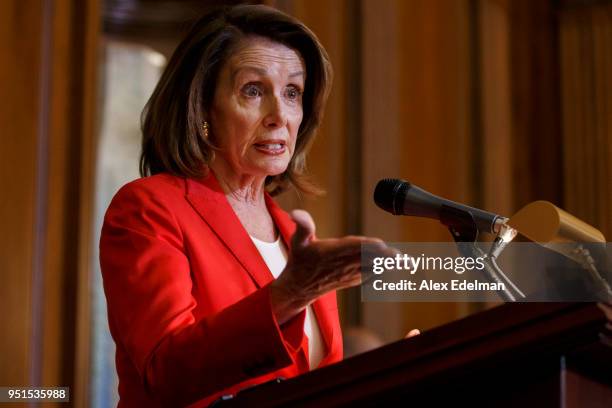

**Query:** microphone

left=374, top=178, right=525, bottom=301
left=374, top=178, right=505, bottom=234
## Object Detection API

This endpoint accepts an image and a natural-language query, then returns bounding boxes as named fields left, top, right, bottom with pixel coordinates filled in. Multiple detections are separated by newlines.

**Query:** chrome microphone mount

left=439, top=204, right=525, bottom=302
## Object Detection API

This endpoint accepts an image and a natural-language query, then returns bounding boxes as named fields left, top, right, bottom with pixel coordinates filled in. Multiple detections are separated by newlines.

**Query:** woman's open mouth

left=253, top=140, right=286, bottom=155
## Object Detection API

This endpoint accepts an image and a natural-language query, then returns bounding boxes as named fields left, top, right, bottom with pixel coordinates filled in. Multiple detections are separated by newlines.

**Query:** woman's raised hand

left=270, top=209, right=395, bottom=324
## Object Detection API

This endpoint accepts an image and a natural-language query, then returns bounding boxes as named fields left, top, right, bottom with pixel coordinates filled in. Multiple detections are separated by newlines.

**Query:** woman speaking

left=100, top=4, right=393, bottom=407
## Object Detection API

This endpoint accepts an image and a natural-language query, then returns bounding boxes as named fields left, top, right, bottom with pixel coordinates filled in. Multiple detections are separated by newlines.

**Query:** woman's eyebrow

left=231, top=66, right=305, bottom=83
left=230, top=66, right=263, bottom=86
left=232, top=65, right=267, bottom=79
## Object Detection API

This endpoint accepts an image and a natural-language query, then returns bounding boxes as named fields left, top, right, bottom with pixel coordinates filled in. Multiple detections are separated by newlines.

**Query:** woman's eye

left=285, top=86, right=302, bottom=101
left=242, top=84, right=262, bottom=98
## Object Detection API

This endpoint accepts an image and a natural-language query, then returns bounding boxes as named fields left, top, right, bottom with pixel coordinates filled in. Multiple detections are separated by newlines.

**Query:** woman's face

left=209, top=36, right=305, bottom=181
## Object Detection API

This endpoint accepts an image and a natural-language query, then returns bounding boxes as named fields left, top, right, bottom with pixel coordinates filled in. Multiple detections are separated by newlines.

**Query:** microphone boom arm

left=439, top=205, right=524, bottom=302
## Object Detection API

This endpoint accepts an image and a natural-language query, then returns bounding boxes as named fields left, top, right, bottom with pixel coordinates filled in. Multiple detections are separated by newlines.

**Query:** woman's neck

left=210, top=159, right=267, bottom=206
left=209, top=159, right=277, bottom=241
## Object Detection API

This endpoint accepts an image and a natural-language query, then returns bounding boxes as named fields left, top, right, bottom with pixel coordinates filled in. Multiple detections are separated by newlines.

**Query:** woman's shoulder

left=103, top=173, right=188, bottom=236
left=113, top=173, right=185, bottom=201
left=106, top=173, right=187, bottom=217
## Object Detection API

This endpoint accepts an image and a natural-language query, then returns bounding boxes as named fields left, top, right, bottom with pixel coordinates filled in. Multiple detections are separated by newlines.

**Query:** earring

left=202, top=121, right=210, bottom=140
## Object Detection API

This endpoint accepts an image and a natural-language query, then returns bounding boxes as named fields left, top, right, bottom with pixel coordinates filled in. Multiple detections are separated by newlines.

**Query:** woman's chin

left=250, top=159, right=290, bottom=178
left=262, top=165, right=289, bottom=177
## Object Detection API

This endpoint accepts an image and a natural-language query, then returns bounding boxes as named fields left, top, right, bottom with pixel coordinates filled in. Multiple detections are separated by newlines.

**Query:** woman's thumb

left=405, top=329, right=421, bottom=339
left=290, top=209, right=316, bottom=248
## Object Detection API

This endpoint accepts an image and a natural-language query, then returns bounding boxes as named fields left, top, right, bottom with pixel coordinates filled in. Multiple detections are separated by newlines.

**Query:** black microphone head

left=375, top=178, right=501, bottom=233
left=374, top=178, right=410, bottom=215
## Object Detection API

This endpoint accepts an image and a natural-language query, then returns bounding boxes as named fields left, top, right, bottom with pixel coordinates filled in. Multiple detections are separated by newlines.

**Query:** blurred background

left=1, top=0, right=610, bottom=406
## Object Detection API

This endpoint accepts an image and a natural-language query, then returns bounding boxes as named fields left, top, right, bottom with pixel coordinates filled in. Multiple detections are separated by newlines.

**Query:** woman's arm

left=100, top=183, right=305, bottom=406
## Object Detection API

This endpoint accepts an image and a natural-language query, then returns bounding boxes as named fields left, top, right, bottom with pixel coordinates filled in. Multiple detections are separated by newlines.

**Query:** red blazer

left=100, top=172, right=343, bottom=407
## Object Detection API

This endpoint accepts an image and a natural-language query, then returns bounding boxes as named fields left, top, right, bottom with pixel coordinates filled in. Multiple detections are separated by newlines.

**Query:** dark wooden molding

left=558, top=0, right=612, bottom=9
left=103, top=0, right=256, bottom=38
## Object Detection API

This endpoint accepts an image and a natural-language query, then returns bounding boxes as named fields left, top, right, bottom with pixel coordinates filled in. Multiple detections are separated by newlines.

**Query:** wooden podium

left=221, top=303, right=611, bottom=407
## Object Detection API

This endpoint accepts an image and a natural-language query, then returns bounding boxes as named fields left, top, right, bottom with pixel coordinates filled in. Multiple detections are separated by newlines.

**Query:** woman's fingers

left=290, top=209, right=316, bottom=248
left=405, top=329, right=421, bottom=339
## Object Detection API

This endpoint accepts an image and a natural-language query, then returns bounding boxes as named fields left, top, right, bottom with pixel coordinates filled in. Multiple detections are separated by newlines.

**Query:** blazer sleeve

left=99, top=181, right=306, bottom=406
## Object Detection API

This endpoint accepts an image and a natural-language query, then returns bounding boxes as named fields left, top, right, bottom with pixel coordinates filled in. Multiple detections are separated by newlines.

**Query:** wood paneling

left=103, top=0, right=248, bottom=38
left=0, top=0, right=99, bottom=406
left=38, top=1, right=99, bottom=403
left=479, top=0, right=514, bottom=217
left=102, top=0, right=248, bottom=57
left=0, top=0, right=43, bottom=388
left=508, top=0, right=563, bottom=211
left=361, top=0, right=478, bottom=340
left=400, top=0, right=481, bottom=335
left=559, top=3, right=612, bottom=240
left=360, top=0, right=405, bottom=341
left=478, top=0, right=563, bottom=218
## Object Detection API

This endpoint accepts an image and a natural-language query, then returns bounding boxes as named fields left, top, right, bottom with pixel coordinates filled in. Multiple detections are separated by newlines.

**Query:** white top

left=250, top=235, right=324, bottom=370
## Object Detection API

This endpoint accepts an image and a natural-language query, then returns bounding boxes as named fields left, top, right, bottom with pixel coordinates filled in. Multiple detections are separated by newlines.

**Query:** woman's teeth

left=255, top=143, right=283, bottom=150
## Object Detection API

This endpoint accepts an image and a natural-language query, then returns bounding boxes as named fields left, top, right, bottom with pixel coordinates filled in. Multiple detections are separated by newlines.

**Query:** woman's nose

left=262, top=95, right=288, bottom=128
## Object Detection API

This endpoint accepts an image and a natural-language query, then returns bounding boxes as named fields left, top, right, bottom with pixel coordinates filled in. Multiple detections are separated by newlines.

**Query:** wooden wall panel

left=508, top=0, right=562, bottom=211
left=37, top=1, right=99, bottom=403
left=398, top=0, right=480, bottom=336
left=0, top=0, right=43, bottom=388
left=360, top=0, right=405, bottom=342
left=559, top=3, right=612, bottom=240
left=479, top=0, right=564, bottom=219
left=479, top=0, right=514, bottom=217
left=0, top=1, right=99, bottom=406
left=51, top=1, right=100, bottom=406
left=361, top=0, right=479, bottom=341
left=396, top=0, right=476, bottom=237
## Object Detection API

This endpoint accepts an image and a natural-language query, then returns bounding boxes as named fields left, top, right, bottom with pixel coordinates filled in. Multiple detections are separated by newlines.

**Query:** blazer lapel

left=265, top=193, right=296, bottom=250
left=185, top=172, right=274, bottom=288
left=311, top=295, right=336, bottom=362
left=267, top=197, right=336, bottom=360
left=187, top=173, right=336, bottom=359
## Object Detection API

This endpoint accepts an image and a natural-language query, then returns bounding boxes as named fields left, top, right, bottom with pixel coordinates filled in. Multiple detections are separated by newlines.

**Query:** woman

left=100, top=4, right=393, bottom=407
